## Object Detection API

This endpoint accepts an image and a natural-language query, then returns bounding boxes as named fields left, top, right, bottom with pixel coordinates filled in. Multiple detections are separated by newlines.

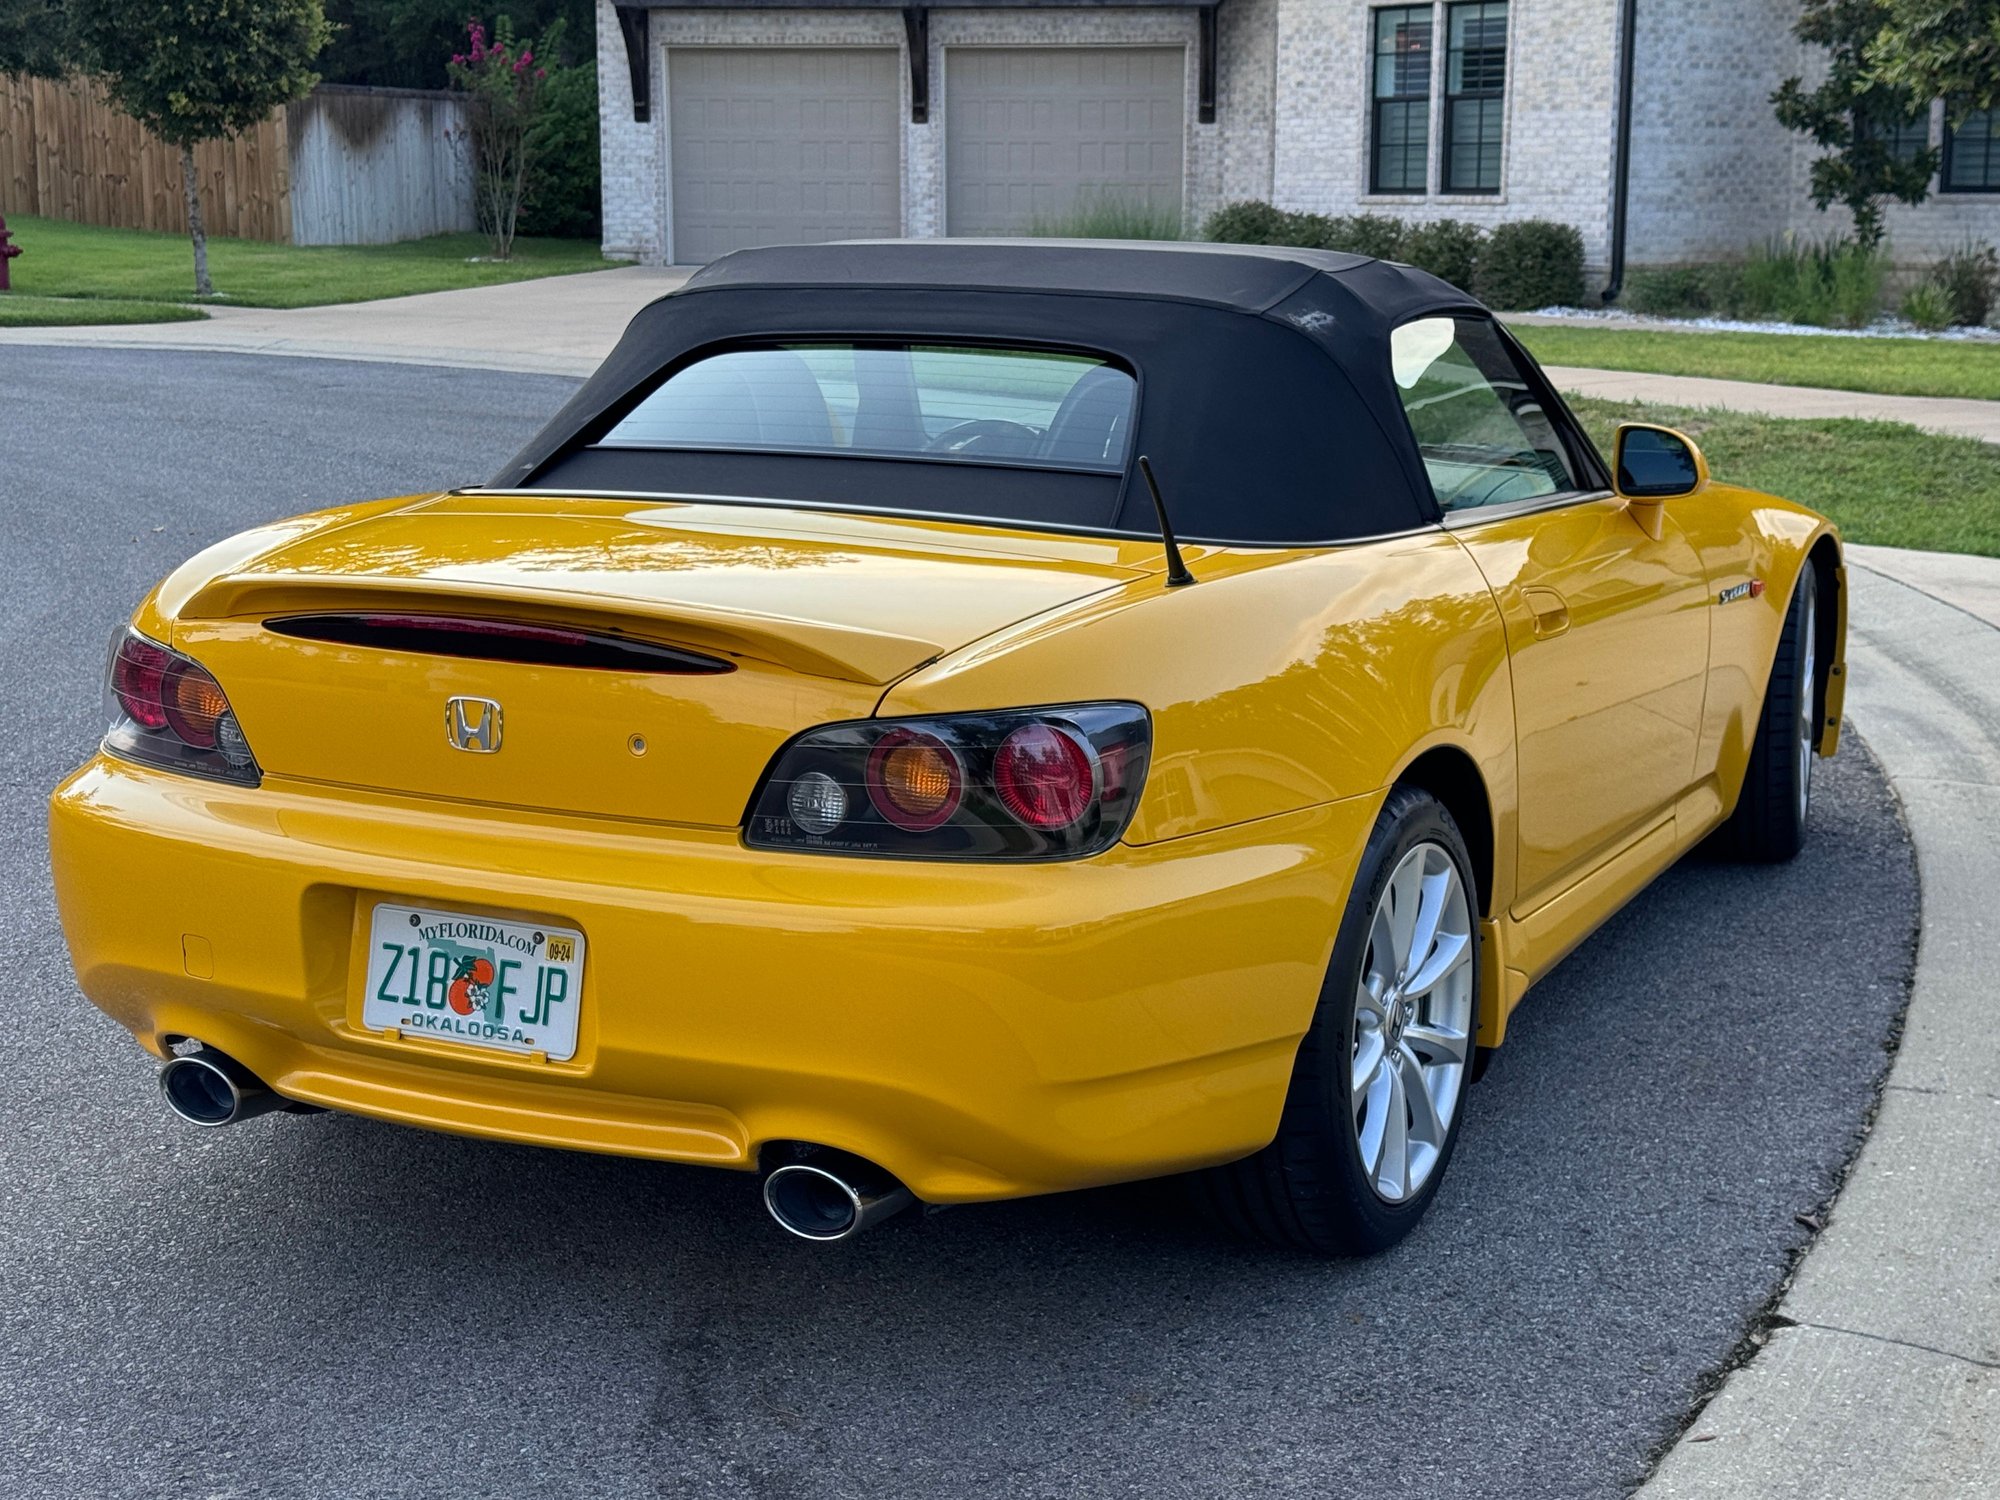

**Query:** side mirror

left=1611, top=423, right=1708, bottom=540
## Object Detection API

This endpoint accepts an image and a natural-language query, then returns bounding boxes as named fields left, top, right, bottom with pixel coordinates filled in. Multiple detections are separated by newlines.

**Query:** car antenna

left=1136, top=455, right=1196, bottom=587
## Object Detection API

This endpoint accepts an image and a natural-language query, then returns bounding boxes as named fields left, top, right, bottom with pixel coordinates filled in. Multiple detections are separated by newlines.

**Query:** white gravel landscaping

left=1524, top=305, right=2000, bottom=341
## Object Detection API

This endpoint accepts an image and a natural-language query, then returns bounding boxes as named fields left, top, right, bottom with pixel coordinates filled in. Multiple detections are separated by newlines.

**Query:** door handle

left=1523, top=586, right=1570, bottom=638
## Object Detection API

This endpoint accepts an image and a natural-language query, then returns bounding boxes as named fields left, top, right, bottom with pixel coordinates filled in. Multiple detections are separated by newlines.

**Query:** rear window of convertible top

left=595, top=344, right=1137, bottom=474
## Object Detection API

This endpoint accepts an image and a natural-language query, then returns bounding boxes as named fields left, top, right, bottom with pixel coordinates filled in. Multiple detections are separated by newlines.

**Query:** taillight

left=104, top=630, right=261, bottom=785
left=744, top=704, right=1150, bottom=861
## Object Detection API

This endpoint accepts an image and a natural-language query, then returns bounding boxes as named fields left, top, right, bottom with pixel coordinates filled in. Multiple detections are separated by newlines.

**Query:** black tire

left=1192, top=787, right=1481, bottom=1256
left=1718, top=561, right=1820, bottom=863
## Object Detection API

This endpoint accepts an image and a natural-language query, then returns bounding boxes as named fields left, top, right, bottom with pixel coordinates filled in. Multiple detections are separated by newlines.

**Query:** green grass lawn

left=1518, top=324, right=2000, bottom=403
left=1571, top=397, right=2000, bottom=558
left=1, top=215, right=615, bottom=317
left=0, top=293, right=207, bottom=327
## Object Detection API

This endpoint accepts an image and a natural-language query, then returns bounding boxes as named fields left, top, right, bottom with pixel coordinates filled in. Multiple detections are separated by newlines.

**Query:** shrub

left=1901, top=280, right=1955, bottom=331
left=520, top=60, right=600, bottom=239
left=1402, top=219, right=1485, bottom=292
left=1201, top=200, right=1294, bottom=244
left=1475, top=220, right=1586, bottom=310
left=1930, top=241, right=1999, bottom=327
left=1029, top=188, right=1184, bottom=240
left=1738, top=236, right=1887, bottom=327
left=1272, top=210, right=1341, bottom=248
left=1323, top=212, right=1408, bottom=259
left=1625, top=266, right=1715, bottom=318
left=1201, top=203, right=1410, bottom=256
left=1701, top=262, right=1751, bottom=318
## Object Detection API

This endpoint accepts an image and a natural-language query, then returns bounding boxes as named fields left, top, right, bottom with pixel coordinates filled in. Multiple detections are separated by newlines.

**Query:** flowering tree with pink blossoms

left=447, top=18, right=548, bottom=259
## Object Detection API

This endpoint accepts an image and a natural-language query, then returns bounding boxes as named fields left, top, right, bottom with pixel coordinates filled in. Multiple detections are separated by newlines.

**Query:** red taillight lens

left=111, top=634, right=172, bottom=729
left=103, top=630, right=260, bottom=785
left=745, top=704, right=1149, bottom=862
left=993, top=722, right=1096, bottom=830
left=866, top=728, right=963, bottom=831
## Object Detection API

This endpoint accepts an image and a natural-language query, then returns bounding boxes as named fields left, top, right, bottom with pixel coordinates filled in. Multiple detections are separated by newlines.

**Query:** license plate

left=362, top=903, right=585, bottom=1061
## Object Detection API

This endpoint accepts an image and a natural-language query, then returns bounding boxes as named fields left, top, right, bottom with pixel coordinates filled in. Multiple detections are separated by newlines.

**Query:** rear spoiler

left=175, top=574, right=945, bottom=686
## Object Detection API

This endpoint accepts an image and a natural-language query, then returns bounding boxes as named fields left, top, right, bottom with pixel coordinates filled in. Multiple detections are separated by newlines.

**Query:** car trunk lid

left=171, top=494, right=1154, bottom=828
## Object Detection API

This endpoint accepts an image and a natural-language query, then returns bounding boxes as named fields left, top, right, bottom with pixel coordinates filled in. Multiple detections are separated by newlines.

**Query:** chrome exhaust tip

left=158, top=1046, right=286, bottom=1128
left=763, top=1155, right=916, bottom=1242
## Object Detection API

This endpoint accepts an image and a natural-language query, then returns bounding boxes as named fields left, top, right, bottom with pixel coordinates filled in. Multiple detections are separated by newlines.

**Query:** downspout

left=1603, top=0, right=1639, bottom=302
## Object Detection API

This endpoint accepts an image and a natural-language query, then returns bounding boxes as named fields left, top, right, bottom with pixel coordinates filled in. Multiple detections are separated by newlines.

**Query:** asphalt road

left=2, top=349, right=1918, bottom=1500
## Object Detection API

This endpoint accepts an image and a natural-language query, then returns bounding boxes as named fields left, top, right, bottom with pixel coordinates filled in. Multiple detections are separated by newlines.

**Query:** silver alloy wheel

left=1350, top=841, right=1476, bottom=1204
left=1797, top=586, right=1817, bottom=820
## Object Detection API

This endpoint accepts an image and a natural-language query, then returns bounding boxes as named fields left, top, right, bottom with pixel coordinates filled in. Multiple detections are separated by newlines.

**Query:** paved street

left=7, top=269, right=2000, bottom=443
left=2, top=348, right=1918, bottom=1499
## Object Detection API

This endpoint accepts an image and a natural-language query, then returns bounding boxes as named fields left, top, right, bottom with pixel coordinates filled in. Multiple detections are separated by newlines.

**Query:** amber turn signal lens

left=163, top=663, right=230, bottom=749
left=866, top=729, right=962, bottom=831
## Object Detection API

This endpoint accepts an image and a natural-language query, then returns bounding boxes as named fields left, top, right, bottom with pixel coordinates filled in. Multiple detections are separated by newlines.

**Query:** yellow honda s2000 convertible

left=50, top=242, right=1846, bottom=1254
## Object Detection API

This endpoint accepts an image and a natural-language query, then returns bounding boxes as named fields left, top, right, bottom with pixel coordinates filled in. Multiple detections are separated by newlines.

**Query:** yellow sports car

left=49, top=242, right=1845, bottom=1254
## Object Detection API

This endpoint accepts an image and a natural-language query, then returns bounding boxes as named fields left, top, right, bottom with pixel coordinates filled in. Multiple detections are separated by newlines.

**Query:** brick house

left=596, top=0, right=2000, bottom=279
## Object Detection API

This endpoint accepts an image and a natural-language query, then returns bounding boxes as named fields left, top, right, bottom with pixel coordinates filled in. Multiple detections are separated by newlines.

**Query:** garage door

left=945, top=47, right=1185, bottom=235
left=668, top=48, right=901, bottom=264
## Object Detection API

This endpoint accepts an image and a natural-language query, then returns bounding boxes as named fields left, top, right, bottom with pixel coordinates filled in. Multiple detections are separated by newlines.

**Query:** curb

left=1639, top=546, right=2000, bottom=1497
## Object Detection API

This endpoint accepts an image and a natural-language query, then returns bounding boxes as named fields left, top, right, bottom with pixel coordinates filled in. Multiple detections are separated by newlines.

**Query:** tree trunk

left=180, top=144, right=213, bottom=298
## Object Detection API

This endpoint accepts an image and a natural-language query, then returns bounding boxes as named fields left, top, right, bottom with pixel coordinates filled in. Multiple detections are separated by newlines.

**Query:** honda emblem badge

left=444, top=696, right=503, bottom=753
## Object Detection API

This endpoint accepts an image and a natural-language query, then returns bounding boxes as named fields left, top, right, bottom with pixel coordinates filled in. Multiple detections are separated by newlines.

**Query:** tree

left=317, top=0, right=591, bottom=90
left=71, top=0, right=331, bottom=296
left=447, top=18, right=549, bottom=259
left=1774, top=0, right=1937, bottom=249
left=1870, top=0, right=2000, bottom=113
left=0, top=0, right=78, bottom=78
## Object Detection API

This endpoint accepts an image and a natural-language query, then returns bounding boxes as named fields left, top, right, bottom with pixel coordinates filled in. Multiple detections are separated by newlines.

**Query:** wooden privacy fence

left=0, top=76, right=475, bottom=245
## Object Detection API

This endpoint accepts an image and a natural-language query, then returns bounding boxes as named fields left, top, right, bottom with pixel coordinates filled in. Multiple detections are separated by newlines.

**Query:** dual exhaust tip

left=159, top=1045, right=917, bottom=1242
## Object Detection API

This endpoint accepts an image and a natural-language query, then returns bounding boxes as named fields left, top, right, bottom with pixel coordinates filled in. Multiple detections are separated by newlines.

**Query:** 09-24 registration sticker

left=361, top=904, right=585, bottom=1061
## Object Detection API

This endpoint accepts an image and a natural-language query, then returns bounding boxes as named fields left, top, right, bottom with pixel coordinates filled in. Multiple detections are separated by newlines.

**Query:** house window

left=1442, top=1, right=1507, bottom=194
left=1943, top=105, right=2000, bottom=192
left=1371, top=7, right=1434, bottom=194
left=1862, top=109, right=1933, bottom=165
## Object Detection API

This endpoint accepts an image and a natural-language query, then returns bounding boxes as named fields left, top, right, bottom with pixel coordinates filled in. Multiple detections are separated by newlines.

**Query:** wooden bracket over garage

left=611, top=0, right=1223, bottom=125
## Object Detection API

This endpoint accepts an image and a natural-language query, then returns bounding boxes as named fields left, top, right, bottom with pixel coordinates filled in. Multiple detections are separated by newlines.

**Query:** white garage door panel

left=669, top=49, right=900, bottom=263
left=946, top=48, right=1185, bottom=235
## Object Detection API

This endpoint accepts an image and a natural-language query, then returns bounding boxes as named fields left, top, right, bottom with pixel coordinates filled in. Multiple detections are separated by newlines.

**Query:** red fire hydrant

left=0, top=213, right=20, bottom=292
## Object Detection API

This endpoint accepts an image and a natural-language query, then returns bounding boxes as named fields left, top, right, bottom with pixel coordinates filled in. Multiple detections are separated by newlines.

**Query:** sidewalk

left=1542, top=365, right=2000, bottom=445
left=6, top=268, right=2000, bottom=442
left=0, top=265, right=689, bottom=378
left=1641, top=543, right=2000, bottom=1498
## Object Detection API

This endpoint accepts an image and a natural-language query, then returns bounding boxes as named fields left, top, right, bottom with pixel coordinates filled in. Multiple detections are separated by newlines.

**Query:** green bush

left=520, top=60, right=600, bottom=239
left=1201, top=200, right=1294, bottom=244
left=1323, top=213, right=1408, bottom=259
left=1402, top=219, right=1485, bottom=292
left=1625, top=266, right=1715, bottom=317
left=1028, top=188, right=1184, bottom=240
left=1901, top=280, right=1955, bottom=332
left=1737, top=236, right=1887, bottom=328
left=1271, top=210, right=1340, bottom=248
left=1202, top=202, right=1410, bottom=257
left=1474, top=220, right=1586, bottom=310
left=1701, top=262, right=1750, bottom=318
left=1930, top=241, right=1999, bottom=327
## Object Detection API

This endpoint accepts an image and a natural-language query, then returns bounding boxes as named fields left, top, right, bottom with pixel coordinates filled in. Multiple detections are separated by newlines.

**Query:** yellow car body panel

left=49, top=478, right=1845, bottom=1199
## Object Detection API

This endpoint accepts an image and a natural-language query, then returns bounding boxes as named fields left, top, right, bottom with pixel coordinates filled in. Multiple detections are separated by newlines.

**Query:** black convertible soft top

left=492, top=239, right=1498, bottom=546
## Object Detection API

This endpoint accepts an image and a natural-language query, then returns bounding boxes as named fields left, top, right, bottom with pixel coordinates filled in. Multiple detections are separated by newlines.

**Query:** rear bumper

left=49, top=757, right=1371, bottom=1201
